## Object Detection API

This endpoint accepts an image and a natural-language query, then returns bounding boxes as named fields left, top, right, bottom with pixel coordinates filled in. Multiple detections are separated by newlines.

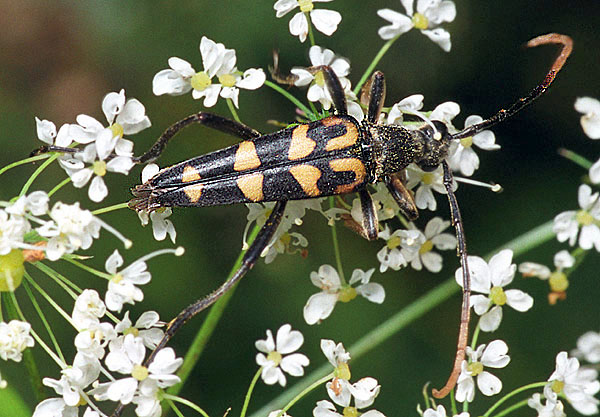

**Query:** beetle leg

left=149, top=201, right=287, bottom=359
left=432, top=161, right=471, bottom=399
left=384, top=173, right=419, bottom=221
left=360, top=71, right=386, bottom=124
left=134, top=112, right=262, bottom=164
left=342, top=188, right=379, bottom=241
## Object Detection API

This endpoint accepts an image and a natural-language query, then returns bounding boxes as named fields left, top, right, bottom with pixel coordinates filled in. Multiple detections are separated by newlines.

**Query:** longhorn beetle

left=39, top=33, right=572, bottom=407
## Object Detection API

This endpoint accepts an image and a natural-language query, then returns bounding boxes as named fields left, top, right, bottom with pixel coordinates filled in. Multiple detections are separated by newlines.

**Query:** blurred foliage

left=0, top=0, right=599, bottom=416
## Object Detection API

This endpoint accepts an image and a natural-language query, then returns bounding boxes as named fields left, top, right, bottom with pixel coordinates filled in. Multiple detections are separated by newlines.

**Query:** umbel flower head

left=153, top=36, right=265, bottom=108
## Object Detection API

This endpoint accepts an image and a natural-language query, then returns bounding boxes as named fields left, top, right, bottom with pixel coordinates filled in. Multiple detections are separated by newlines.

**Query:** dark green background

left=1, top=1, right=599, bottom=416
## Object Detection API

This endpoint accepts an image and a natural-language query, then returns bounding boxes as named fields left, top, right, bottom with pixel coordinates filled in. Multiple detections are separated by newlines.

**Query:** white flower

left=33, top=398, right=77, bottom=417
left=553, top=184, right=600, bottom=251
left=243, top=199, right=321, bottom=263
left=153, top=36, right=265, bottom=108
left=589, top=157, right=600, bottom=184
left=96, top=334, right=182, bottom=404
left=291, top=45, right=353, bottom=111
left=321, top=339, right=351, bottom=369
left=0, top=320, right=35, bottom=362
left=274, top=0, right=342, bottom=43
left=303, top=266, right=385, bottom=325
left=115, top=311, right=164, bottom=350
left=255, top=324, right=309, bottom=386
left=387, top=94, right=425, bottom=125
left=447, top=115, right=499, bottom=177
left=528, top=391, right=566, bottom=417
left=42, top=352, right=100, bottom=407
left=104, top=249, right=151, bottom=312
left=546, top=351, right=600, bottom=415
left=74, top=320, right=116, bottom=359
left=268, top=411, right=292, bottom=417
left=423, top=405, right=469, bottom=417
left=455, top=249, right=533, bottom=332
left=35, top=202, right=101, bottom=260
left=575, top=97, right=600, bottom=139
left=6, top=191, right=49, bottom=217
left=572, top=331, right=600, bottom=364
left=406, top=164, right=447, bottom=211
left=406, top=217, right=456, bottom=273
left=315, top=377, right=385, bottom=417
left=519, top=250, right=574, bottom=297
left=0, top=209, right=30, bottom=255
left=377, top=0, right=456, bottom=51
left=137, top=164, right=178, bottom=244
left=376, top=226, right=421, bottom=272
left=35, top=118, right=72, bottom=147
left=71, top=289, right=106, bottom=330
left=455, top=340, right=510, bottom=402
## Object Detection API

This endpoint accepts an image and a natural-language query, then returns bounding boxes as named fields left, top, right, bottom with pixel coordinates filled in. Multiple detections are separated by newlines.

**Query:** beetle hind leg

left=342, top=188, right=379, bottom=241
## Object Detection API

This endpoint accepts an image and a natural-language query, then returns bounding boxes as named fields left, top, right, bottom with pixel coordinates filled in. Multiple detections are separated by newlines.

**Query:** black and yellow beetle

left=104, top=33, right=574, bottom=401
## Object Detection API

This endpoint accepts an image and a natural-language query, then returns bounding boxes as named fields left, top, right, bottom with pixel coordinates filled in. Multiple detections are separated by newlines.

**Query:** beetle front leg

left=385, top=172, right=419, bottom=221
left=135, top=112, right=262, bottom=164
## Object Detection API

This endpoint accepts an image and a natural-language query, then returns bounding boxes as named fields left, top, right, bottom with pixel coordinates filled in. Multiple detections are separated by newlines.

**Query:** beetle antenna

left=450, top=33, right=572, bottom=141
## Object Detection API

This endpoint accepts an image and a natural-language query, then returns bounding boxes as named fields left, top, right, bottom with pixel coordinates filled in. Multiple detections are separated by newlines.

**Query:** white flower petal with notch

left=236, top=68, right=266, bottom=90
left=304, top=292, right=338, bottom=324
left=289, top=12, right=309, bottom=42
left=575, top=97, right=600, bottom=139
left=479, top=305, right=503, bottom=332
left=310, top=9, right=342, bottom=36
left=421, top=28, right=452, bottom=52
left=377, top=8, right=413, bottom=40
left=273, top=0, right=298, bottom=17
left=102, top=90, right=126, bottom=126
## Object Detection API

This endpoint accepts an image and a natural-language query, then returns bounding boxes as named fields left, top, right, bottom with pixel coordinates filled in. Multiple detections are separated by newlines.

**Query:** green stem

left=470, top=322, right=481, bottom=350
left=165, top=224, right=262, bottom=399
left=306, top=12, right=316, bottom=47
left=281, top=373, right=334, bottom=414
left=264, top=80, right=314, bottom=118
left=22, top=278, right=65, bottom=364
left=19, top=153, right=59, bottom=197
left=329, top=197, right=345, bottom=283
left=163, top=394, right=210, bottom=417
left=47, top=177, right=72, bottom=198
left=240, top=368, right=263, bottom=417
left=353, top=34, right=402, bottom=96
left=490, top=398, right=530, bottom=417
left=3, top=293, right=45, bottom=402
left=0, top=154, right=51, bottom=177
left=227, top=98, right=242, bottom=123
left=249, top=221, right=556, bottom=417
left=31, top=262, right=80, bottom=300
left=557, top=148, right=592, bottom=170
left=91, top=202, right=129, bottom=215
left=483, top=381, right=547, bottom=417
left=23, top=271, right=76, bottom=328
left=62, top=257, right=112, bottom=279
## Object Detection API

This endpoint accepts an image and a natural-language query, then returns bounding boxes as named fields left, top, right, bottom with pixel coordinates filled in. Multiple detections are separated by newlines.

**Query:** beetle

left=123, top=33, right=573, bottom=398
left=28, top=33, right=568, bottom=407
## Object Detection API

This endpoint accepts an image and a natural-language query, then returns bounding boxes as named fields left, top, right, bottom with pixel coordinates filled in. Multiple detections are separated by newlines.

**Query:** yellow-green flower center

left=419, top=239, right=433, bottom=254
left=551, top=379, right=564, bottom=394
left=576, top=210, right=594, bottom=226
left=110, top=122, right=124, bottom=139
left=412, top=12, right=429, bottom=30
left=132, top=364, right=149, bottom=381
left=490, top=286, right=507, bottom=305
left=267, top=351, right=282, bottom=366
left=298, top=0, right=314, bottom=13
left=387, top=235, right=402, bottom=250
left=218, top=73, right=237, bottom=88
left=314, top=70, right=325, bottom=87
left=334, top=362, right=351, bottom=380
left=422, top=173, right=433, bottom=185
left=343, top=406, right=358, bottom=417
left=467, top=361, right=484, bottom=376
left=93, top=160, right=107, bottom=177
left=338, top=286, right=357, bottom=303
left=549, top=271, right=569, bottom=292
left=112, top=272, right=124, bottom=284
left=460, top=136, right=474, bottom=148
left=0, top=249, right=25, bottom=292
left=124, top=327, right=140, bottom=337
left=191, top=71, right=212, bottom=91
